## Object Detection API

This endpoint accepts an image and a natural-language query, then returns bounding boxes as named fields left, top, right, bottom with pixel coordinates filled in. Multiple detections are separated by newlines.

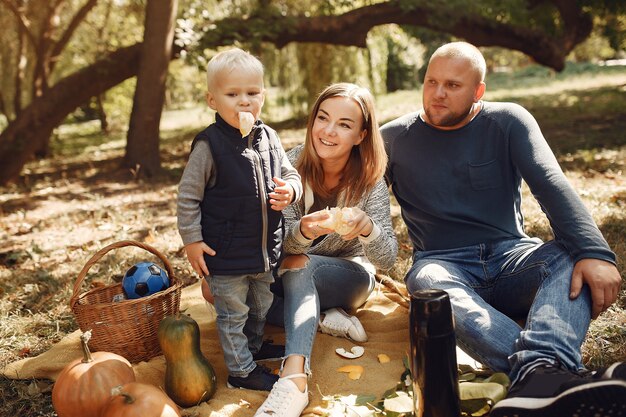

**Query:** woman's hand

left=300, top=210, right=334, bottom=240
left=339, top=207, right=373, bottom=240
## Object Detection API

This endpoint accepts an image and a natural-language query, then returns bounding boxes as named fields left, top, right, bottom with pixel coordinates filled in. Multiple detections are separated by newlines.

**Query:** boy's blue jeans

left=406, top=238, right=592, bottom=385
left=207, top=271, right=274, bottom=377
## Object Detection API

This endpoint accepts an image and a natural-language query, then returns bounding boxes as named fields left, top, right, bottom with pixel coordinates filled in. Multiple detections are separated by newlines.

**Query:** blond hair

left=431, top=42, right=487, bottom=82
left=297, top=83, right=387, bottom=206
left=206, top=48, right=264, bottom=91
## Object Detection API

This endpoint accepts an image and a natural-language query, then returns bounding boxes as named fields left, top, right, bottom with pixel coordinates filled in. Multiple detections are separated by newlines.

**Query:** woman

left=254, top=83, right=397, bottom=417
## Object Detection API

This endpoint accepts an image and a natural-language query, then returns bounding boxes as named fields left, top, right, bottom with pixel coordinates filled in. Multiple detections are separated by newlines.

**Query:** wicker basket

left=70, top=240, right=182, bottom=363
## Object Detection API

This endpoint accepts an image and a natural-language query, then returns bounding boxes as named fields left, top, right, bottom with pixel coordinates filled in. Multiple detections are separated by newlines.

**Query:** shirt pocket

left=468, top=160, right=503, bottom=190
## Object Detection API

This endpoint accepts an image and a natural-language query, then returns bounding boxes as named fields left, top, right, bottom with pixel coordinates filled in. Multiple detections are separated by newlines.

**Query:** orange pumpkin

left=100, top=382, right=181, bottom=417
left=52, top=330, right=136, bottom=417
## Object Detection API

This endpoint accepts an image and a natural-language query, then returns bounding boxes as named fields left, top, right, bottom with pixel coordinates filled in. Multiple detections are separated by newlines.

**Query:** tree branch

left=543, top=0, right=593, bottom=50
left=50, top=0, right=99, bottom=70
left=204, top=1, right=589, bottom=70
left=0, top=0, right=38, bottom=48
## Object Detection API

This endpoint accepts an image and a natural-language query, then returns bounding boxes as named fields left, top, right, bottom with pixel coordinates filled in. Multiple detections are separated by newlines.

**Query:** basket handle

left=70, top=240, right=175, bottom=308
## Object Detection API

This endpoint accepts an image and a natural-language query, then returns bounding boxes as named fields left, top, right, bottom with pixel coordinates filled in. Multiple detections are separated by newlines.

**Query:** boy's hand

left=269, top=177, right=294, bottom=211
left=184, top=241, right=215, bottom=277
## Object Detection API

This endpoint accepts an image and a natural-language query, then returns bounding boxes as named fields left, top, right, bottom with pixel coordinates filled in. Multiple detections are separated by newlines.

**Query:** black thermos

left=409, top=289, right=461, bottom=417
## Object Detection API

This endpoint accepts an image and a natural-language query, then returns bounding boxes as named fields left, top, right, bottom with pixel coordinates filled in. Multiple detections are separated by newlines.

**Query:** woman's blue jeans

left=406, top=238, right=591, bottom=384
left=268, top=255, right=375, bottom=374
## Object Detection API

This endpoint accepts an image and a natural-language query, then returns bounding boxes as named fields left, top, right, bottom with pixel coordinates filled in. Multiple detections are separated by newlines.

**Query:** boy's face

left=206, top=69, right=265, bottom=132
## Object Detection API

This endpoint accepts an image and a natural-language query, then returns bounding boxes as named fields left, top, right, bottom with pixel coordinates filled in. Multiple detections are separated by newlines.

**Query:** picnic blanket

left=1, top=279, right=484, bottom=416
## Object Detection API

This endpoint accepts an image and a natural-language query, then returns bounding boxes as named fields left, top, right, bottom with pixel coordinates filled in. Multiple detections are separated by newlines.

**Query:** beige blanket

left=2, top=280, right=476, bottom=416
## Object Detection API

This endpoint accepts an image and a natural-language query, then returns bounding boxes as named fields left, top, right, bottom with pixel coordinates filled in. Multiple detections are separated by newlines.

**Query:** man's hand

left=269, top=177, right=295, bottom=211
left=184, top=241, right=215, bottom=277
left=570, top=258, right=622, bottom=319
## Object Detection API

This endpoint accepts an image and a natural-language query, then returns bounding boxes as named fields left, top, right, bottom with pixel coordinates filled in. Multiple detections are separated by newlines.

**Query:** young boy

left=177, top=48, right=302, bottom=391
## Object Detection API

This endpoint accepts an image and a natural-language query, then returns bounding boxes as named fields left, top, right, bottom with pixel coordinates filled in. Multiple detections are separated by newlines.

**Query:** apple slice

left=239, top=112, right=255, bottom=137
left=336, top=346, right=365, bottom=359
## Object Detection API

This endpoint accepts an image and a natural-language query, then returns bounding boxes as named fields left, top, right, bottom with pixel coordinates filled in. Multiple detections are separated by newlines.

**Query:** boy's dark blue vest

left=192, top=116, right=284, bottom=275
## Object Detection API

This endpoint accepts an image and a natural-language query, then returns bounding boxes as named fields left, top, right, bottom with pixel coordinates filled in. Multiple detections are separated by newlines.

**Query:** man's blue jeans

left=207, top=271, right=274, bottom=377
left=406, top=238, right=592, bottom=384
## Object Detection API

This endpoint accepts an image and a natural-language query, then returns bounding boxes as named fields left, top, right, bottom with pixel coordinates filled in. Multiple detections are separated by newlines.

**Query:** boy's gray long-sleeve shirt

left=177, top=127, right=302, bottom=246
left=381, top=101, right=615, bottom=265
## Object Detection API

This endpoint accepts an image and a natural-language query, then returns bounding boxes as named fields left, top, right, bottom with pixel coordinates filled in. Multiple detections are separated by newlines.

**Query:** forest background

left=0, top=0, right=625, bottom=415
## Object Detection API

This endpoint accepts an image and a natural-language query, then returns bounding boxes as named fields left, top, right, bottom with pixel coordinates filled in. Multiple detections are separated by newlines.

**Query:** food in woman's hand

left=238, top=112, right=255, bottom=137
left=317, top=207, right=358, bottom=235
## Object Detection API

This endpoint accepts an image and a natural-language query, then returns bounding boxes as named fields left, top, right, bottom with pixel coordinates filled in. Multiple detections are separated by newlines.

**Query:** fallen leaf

left=18, top=347, right=31, bottom=357
left=144, top=229, right=157, bottom=243
left=346, top=405, right=375, bottom=417
left=383, top=391, right=414, bottom=413
left=377, top=353, right=390, bottom=363
left=336, top=346, right=365, bottom=359
left=27, top=380, right=42, bottom=397
left=337, top=365, right=364, bottom=380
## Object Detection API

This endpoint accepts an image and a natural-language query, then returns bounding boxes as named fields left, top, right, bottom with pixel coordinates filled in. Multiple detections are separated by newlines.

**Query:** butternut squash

left=157, top=313, right=217, bottom=407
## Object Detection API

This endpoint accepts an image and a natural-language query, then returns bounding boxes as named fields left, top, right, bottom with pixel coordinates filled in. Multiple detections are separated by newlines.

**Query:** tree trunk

left=96, top=94, right=109, bottom=134
left=123, top=0, right=178, bottom=178
left=0, top=44, right=142, bottom=184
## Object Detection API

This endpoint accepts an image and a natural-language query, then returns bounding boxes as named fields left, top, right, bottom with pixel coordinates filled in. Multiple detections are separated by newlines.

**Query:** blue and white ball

left=121, top=262, right=170, bottom=299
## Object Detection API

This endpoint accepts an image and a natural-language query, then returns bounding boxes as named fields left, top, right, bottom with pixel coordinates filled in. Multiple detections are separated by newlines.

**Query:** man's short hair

left=206, top=48, right=264, bottom=91
left=430, top=42, right=487, bottom=82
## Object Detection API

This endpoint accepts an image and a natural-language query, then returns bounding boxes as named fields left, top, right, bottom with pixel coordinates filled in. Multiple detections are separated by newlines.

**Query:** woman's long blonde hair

left=297, top=83, right=387, bottom=207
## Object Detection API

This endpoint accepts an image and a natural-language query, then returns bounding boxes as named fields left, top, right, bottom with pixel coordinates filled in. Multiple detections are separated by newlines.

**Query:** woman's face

left=311, top=96, right=367, bottom=165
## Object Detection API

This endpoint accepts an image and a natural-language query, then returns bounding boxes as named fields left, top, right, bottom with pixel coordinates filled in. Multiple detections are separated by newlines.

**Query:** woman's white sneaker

left=319, top=307, right=368, bottom=342
left=254, top=373, right=309, bottom=417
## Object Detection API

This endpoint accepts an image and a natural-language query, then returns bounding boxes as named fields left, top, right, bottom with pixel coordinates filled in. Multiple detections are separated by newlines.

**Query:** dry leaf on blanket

left=377, top=353, right=390, bottom=363
left=337, top=365, right=364, bottom=380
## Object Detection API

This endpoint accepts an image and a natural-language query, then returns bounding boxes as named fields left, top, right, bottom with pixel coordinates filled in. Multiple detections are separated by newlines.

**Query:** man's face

left=422, top=56, right=485, bottom=130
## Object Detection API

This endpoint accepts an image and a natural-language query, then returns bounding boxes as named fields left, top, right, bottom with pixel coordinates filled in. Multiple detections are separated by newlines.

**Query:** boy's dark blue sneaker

left=252, top=340, right=285, bottom=362
left=226, top=364, right=278, bottom=391
left=490, top=361, right=626, bottom=417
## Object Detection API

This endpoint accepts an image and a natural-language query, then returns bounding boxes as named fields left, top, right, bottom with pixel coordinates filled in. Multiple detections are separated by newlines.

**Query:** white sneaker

left=254, top=373, right=309, bottom=417
left=318, top=308, right=368, bottom=342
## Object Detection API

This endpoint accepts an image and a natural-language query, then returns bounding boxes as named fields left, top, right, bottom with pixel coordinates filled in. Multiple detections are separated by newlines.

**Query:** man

left=381, top=41, right=625, bottom=416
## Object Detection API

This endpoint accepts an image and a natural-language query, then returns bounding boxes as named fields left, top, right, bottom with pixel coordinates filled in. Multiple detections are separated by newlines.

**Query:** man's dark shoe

left=596, top=362, right=626, bottom=380
left=490, top=361, right=626, bottom=417
left=252, top=340, right=285, bottom=362
left=227, top=365, right=279, bottom=391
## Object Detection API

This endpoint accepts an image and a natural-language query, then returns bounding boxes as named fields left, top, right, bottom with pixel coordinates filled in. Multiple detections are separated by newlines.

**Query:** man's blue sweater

left=381, top=101, right=615, bottom=264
